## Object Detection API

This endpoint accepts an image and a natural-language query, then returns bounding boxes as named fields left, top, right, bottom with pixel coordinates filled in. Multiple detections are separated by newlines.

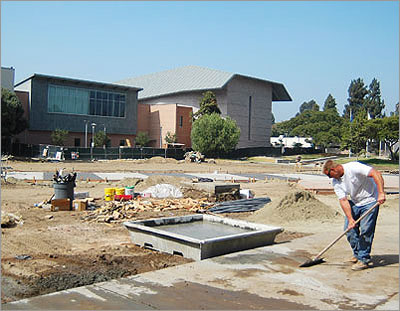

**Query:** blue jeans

left=344, top=200, right=380, bottom=264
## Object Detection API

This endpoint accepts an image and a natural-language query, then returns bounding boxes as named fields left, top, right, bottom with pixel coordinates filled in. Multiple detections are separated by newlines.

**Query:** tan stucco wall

left=176, top=106, right=192, bottom=148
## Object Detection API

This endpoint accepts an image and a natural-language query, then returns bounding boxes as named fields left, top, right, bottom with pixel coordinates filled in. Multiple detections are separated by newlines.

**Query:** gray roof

left=15, top=74, right=143, bottom=92
left=116, top=65, right=291, bottom=101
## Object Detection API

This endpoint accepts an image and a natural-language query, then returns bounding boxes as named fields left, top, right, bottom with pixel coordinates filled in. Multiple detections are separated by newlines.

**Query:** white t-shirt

left=332, top=162, right=377, bottom=206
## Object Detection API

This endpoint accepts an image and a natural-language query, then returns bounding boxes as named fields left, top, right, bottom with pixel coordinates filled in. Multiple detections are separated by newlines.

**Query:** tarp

left=208, top=197, right=271, bottom=213
left=142, top=183, right=183, bottom=198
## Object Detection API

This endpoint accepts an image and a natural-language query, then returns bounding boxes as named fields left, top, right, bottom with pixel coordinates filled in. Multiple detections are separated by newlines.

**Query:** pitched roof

left=116, top=65, right=291, bottom=101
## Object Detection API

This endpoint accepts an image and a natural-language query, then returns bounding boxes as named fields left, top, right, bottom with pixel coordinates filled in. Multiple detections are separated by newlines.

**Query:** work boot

left=351, top=261, right=368, bottom=271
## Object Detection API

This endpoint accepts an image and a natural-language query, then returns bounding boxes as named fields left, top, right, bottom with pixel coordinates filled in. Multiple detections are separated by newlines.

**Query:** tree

left=1, top=88, right=28, bottom=138
left=193, top=91, right=221, bottom=120
left=51, top=129, right=69, bottom=146
left=94, top=131, right=110, bottom=147
left=343, top=78, right=368, bottom=119
left=165, top=131, right=177, bottom=144
left=135, top=131, right=150, bottom=147
left=340, top=109, right=369, bottom=155
left=323, top=94, right=338, bottom=113
left=364, top=78, right=385, bottom=119
left=191, top=113, right=240, bottom=157
left=365, top=116, right=399, bottom=162
left=272, top=110, right=343, bottom=148
left=299, top=100, right=319, bottom=114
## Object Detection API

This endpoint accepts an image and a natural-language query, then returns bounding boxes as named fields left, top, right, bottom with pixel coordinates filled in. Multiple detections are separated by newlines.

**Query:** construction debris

left=184, top=151, right=205, bottom=163
left=52, top=168, right=77, bottom=184
left=81, top=198, right=215, bottom=223
left=1, top=212, right=23, bottom=228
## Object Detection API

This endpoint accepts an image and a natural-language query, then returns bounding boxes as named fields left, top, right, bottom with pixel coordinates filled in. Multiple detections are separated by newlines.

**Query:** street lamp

left=91, top=123, right=96, bottom=160
left=91, top=123, right=97, bottom=147
left=84, top=120, right=90, bottom=148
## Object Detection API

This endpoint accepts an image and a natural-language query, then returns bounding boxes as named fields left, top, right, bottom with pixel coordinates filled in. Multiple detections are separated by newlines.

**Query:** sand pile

left=133, top=175, right=190, bottom=192
left=144, top=157, right=179, bottom=164
left=248, top=189, right=341, bottom=225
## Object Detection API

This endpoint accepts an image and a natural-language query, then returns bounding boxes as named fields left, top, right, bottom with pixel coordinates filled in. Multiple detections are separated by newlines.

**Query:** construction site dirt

left=1, top=157, right=398, bottom=308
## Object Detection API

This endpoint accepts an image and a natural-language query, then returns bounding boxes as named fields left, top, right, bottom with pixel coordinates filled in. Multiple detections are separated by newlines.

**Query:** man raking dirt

left=320, top=160, right=386, bottom=271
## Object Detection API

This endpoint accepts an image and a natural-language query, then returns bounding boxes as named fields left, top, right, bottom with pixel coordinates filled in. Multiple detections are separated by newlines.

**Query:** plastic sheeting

left=208, top=197, right=271, bottom=214
left=142, top=183, right=183, bottom=198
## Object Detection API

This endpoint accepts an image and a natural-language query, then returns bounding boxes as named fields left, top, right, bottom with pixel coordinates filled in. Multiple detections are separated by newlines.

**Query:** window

left=179, top=116, right=183, bottom=127
left=248, top=96, right=252, bottom=140
left=49, top=84, right=126, bottom=118
left=74, top=138, right=81, bottom=147
left=119, top=140, right=126, bottom=146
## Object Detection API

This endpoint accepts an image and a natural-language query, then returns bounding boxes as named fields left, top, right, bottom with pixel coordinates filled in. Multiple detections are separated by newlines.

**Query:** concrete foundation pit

left=123, top=214, right=283, bottom=260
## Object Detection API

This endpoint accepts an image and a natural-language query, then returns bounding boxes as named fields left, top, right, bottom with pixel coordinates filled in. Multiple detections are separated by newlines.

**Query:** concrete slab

left=268, top=173, right=399, bottom=192
left=95, top=172, right=148, bottom=181
left=7, top=172, right=45, bottom=180
left=189, top=172, right=251, bottom=181
left=123, top=214, right=282, bottom=260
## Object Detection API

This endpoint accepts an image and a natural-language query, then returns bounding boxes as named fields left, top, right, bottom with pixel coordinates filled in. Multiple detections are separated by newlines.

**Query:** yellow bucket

left=104, top=188, right=115, bottom=201
left=115, top=188, right=125, bottom=196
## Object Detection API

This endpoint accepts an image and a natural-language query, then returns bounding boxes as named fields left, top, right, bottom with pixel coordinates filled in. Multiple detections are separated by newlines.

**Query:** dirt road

left=1, top=157, right=398, bottom=305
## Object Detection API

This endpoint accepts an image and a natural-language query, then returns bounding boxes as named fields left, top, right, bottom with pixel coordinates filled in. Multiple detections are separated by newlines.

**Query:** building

left=270, top=136, right=313, bottom=148
left=1, top=66, right=15, bottom=91
left=14, top=74, right=142, bottom=147
left=118, top=65, right=292, bottom=148
left=137, top=103, right=192, bottom=148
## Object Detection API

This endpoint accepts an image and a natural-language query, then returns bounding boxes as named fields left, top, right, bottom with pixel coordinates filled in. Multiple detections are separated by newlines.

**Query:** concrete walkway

left=4, top=217, right=398, bottom=310
left=7, top=171, right=399, bottom=192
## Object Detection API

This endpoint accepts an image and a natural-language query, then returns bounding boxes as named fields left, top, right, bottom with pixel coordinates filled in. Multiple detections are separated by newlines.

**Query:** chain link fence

left=3, top=142, right=322, bottom=161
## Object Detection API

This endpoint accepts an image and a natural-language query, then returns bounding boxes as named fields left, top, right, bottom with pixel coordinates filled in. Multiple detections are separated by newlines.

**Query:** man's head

left=323, top=160, right=343, bottom=179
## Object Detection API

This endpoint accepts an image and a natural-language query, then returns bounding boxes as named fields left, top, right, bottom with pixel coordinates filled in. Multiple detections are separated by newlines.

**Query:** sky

left=1, top=1, right=399, bottom=122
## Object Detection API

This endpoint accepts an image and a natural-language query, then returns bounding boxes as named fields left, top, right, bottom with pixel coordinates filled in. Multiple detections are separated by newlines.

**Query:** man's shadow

left=371, top=254, right=399, bottom=267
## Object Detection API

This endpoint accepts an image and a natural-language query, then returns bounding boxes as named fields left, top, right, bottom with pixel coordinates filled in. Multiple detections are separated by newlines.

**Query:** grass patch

left=282, top=153, right=341, bottom=160
left=336, top=157, right=398, bottom=170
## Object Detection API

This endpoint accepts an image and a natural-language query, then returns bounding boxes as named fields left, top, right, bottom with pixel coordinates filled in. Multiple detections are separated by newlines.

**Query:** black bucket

left=53, top=182, right=75, bottom=208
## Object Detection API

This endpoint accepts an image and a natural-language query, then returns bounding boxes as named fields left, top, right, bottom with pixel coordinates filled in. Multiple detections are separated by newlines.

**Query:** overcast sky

left=2, top=1, right=398, bottom=122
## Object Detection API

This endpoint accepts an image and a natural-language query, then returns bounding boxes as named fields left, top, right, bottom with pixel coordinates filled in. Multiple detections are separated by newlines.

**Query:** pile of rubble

left=81, top=198, right=215, bottom=223
left=184, top=151, right=205, bottom=163
left=1, top=211, right=23, bottom=228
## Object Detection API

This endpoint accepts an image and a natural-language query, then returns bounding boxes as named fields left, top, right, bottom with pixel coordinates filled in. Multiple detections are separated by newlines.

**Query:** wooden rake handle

left=313, top=202, right=380, bottom=260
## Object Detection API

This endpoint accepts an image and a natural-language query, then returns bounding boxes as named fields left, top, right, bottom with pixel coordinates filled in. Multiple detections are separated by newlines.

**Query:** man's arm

left=339, top=198, right=356, bottom=229
left=368, top=168, right=386, bottom=204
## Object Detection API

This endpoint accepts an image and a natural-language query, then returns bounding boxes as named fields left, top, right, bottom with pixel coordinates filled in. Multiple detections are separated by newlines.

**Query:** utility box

left=73, top=200, right=87, bottom=211
left=51, top=198, right=71, bottom=211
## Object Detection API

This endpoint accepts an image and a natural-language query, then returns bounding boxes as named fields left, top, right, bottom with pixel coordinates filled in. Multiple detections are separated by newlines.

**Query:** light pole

left=91, top=123, right=96, bottom=160
left=84, top=120, right=90, bottom=148
left=101, top=124, right=107, bottom=148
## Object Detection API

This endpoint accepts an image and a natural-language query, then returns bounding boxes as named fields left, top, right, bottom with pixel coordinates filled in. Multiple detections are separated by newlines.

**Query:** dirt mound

left=144, top=157, right=179, bottom=164
left=248, top=190, right=341, bottom=225
left=113, top=178, right=143, bottom=187
left=134, top=175, right=190, bottom=192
